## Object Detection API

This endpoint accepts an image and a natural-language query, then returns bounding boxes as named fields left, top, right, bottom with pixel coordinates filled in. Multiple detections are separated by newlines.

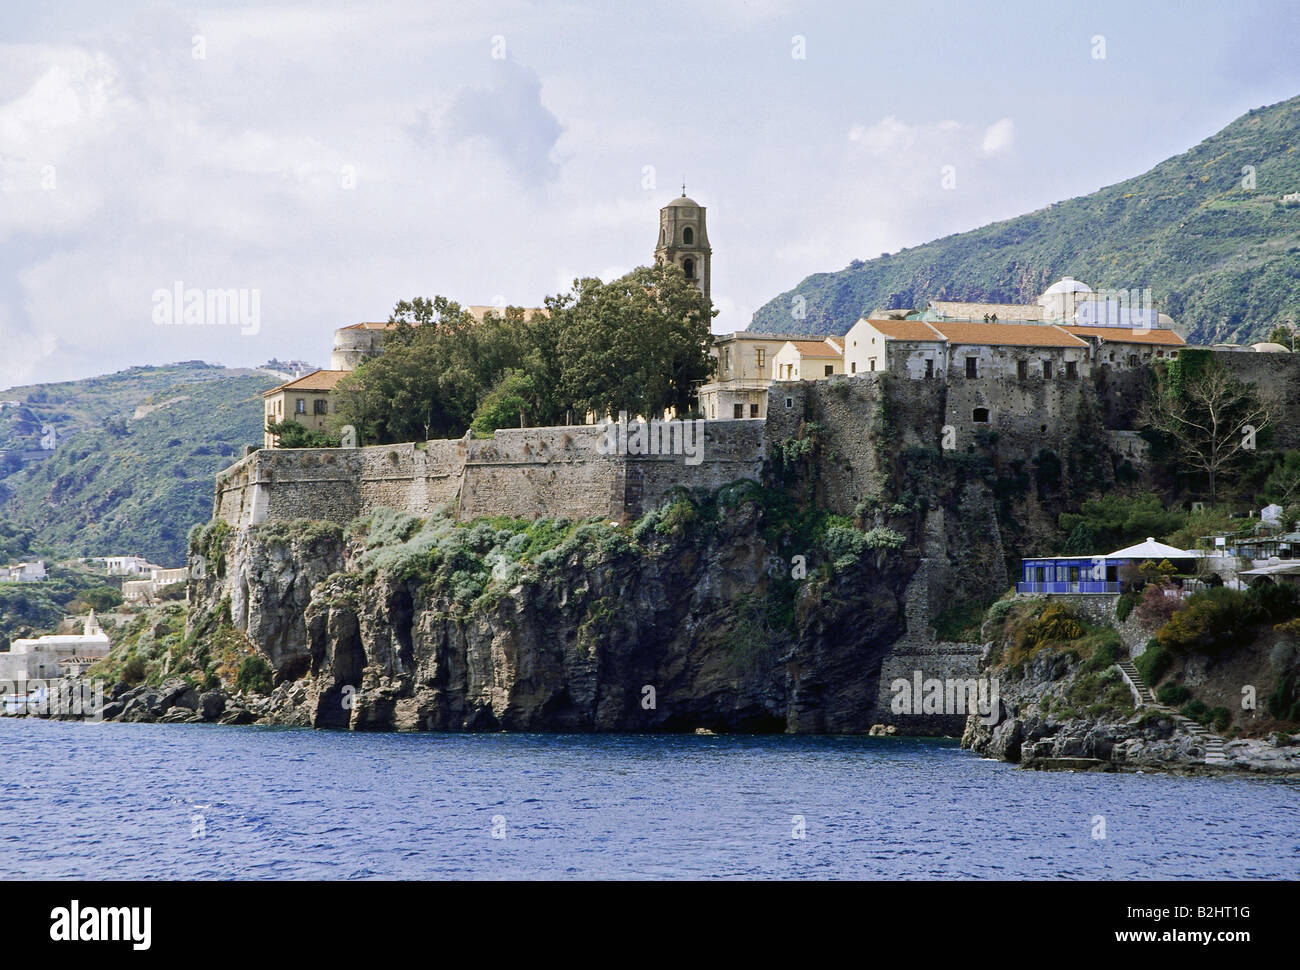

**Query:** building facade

left=262, top=370, right=348, bottom=449
left=698, top=333, right=804, bottom=420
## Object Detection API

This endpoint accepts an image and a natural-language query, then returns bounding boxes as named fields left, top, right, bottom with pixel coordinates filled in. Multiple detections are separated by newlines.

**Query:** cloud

left=442, top=59, right=563, bottom=185
left=982, top=117, right=1015, bottom=156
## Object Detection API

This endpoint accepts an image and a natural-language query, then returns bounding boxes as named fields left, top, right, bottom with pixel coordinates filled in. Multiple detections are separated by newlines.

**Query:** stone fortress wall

left=215, top=421, right=766, bottom=527
left=215, top=348, right=1300, bottom=530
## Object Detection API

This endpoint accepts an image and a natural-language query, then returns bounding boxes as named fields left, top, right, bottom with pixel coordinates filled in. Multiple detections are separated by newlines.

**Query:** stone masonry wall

left=214, top=421, right=766, bottom=527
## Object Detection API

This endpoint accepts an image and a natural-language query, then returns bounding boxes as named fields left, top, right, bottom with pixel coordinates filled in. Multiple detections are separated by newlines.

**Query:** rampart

left=214, top=421, right=766, bottom=526
left=214, top=350, right=1300, bottom=530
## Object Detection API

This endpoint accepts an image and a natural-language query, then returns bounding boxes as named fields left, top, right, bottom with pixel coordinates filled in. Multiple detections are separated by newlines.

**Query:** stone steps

left=1116, top=659, right=1226, bottom=766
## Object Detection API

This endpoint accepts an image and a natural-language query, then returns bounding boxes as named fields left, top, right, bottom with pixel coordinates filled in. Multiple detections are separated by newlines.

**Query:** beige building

left=699, top=332, right=802, bottom=420
left=772, top=338, right=844, bottom=381
left=123, top=566, right=188, bottom=604
left=262, top=369, right=348, bottom=448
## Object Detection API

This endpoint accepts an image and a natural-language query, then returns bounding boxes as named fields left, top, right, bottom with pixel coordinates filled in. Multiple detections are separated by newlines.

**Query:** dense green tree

left=1059, top=492, right=1185, bottom=554
left=265, top=420, right=340, bottom=448
left=470, top=371, right=540, bottom=434
left=331, top=264, right=714, bottom=444
left=554, top=262, right=715, bottom=420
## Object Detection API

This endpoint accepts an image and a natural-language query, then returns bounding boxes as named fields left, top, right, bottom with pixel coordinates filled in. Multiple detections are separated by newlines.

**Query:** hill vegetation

left=0, top=362, right=278, bottom=565
left=751, top=95, right=1300, bottom=346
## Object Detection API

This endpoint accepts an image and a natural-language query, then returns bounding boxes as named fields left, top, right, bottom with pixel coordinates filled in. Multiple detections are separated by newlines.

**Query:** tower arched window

left=683, top=258, right=694, bottom=279
left=683, top=227, right=694, bottom=245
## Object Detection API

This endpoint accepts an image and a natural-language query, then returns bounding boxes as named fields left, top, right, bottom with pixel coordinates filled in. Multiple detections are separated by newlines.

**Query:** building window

left=749, top=404, right=759, bottom=418
left=314, top=399, right=328, bottom=415
left=1042, top=360, right=1053, bottom=379
left=683, top=258, right=695, bottom=279
left=1065, top=360, right=1077, bottom=379
left=683, top=227, right=694, bottom=245
left=724, top=347, right=731, bottom=371
left=869, top=358, right=876, bottom=371
left=295, top=398, right=306, bottom=414
left=1128, top=354, right=1138, bottom=367
left=1109, top=351, right=1115, bottom=362
left=965, top=357, right=978, bottom=378
left=925, top=359, right=933, bottom=379
left=973, top=407, right=990, bottom=424
left=850, top=362, right=856, bottom=373
left=710, top=404, right=715, bottom=418
left=785, top=397, right=794, bottom=409
left=755, top=348, right=766, bottom=370
left=824, top=365, right=833, bottom=377
left=1017, top=359, right=1027, bottom=380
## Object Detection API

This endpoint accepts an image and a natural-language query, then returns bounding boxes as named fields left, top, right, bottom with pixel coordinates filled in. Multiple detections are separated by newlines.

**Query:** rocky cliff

left=961, top=598, right=1300, bottom=775
left=184, top=487, right=925, bottom=733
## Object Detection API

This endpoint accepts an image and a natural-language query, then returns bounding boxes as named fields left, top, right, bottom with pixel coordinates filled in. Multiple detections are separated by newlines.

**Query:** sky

left=0, top=0, right=1297, bottom=388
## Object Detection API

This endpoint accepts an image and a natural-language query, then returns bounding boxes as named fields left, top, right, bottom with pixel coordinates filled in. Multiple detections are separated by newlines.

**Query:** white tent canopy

left=1104, top=537, right=1193, bottom=560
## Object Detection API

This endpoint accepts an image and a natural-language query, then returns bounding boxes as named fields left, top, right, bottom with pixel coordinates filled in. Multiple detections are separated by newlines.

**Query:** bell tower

left=655, top=185, right=711, bottom=303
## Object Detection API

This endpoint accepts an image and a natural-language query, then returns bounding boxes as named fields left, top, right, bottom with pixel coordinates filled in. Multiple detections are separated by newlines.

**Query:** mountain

left=750, top=95, right=1300, bottom=345
left=0, top=362, right=279, bottom=565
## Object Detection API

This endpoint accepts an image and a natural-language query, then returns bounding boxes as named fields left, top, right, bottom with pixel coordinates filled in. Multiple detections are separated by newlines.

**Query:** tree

left=1264, top=451, right=1300, bottom=507
left=266, top=419, right=340, bottom=449
left=330, top=267, right=714, bottom=446
left=330, top=297, right=485, bottom=444
left=1268, top=323, right=1296, bottom=350
left=554, top=262, right=715, bottom=420
left=470, top=371, right=539, bottom=434
left=1139, top=361, right=1276, bottom=504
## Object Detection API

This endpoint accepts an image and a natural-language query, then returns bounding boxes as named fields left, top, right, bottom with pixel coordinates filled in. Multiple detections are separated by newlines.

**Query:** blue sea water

left=0, top=718, right=1296, bottom=879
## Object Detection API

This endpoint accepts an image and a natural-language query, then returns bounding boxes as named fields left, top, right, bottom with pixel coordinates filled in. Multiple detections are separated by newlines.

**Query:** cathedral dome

left=1042, top=276, right=1093, bottom=296
left=667, top=195, right=700, bottom=207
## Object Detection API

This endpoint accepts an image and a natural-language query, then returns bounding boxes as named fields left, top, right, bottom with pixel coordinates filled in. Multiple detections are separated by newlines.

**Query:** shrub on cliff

left=1135, top=641, right=1172, bottom=686
left=1157, top=682, right=1191, bottom=705
left=1134, top=584, right=1185, bottom=628
left=236, top=655, right=273, bottom=694
left=1156, top=588, right=1257, bottom=655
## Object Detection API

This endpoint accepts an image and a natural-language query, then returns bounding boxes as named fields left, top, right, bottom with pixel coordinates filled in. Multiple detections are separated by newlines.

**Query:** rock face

left=961, top=651, right=1300, bottom=775
left=189, top=504, right=924, bottom=733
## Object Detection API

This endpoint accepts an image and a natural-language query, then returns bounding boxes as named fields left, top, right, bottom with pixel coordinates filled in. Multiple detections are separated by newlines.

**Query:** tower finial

left=681, top=178, right=686, bottom=197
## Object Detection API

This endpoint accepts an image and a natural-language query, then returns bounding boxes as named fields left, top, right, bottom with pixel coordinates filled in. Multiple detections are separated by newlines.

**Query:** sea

left=2, top=718, right=1296, bottom=879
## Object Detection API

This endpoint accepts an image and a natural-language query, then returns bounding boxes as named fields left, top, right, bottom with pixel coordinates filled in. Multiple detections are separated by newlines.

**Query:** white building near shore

left=0, top=611, right=112, bottom=682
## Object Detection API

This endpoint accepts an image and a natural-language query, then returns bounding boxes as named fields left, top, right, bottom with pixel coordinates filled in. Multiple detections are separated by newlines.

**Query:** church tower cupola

left=655, top=186, right=712, bottom=303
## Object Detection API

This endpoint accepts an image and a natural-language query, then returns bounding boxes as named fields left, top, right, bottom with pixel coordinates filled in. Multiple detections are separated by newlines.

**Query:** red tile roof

left=1062, top=326, right=1186, bottom=347
left=263, top=370, right=348, bottom=396
left=787, top=340, right=843, bottom=358
left=862, top=319, right=945, bottom=341
left=928, top=322, right=1088, bottom=348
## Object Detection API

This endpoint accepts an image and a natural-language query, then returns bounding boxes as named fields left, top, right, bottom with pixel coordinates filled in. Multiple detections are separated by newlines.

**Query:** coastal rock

left=190, top=504, right=922, bottom=734
left=197, top=690, right=225, bottom=721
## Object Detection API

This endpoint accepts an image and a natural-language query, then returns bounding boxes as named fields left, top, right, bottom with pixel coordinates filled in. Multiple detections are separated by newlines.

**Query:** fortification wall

left=1209, top=351, right=1300, bottom=450
left=213, top=421, right=765, bottom=527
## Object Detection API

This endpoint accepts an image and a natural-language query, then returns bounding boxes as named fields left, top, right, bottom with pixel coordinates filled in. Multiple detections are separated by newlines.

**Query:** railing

left=1016, top=581, right=1122, bottom=594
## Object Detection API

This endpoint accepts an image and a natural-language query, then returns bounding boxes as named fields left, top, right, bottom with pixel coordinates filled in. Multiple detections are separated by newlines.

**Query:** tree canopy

left=330, top=263, right=715, bottom=444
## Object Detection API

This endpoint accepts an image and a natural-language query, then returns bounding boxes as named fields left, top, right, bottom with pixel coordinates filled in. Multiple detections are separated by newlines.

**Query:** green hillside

left=0, top=363, right=278, bottom=565
left=750, top=95, right=1300, bottom=344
